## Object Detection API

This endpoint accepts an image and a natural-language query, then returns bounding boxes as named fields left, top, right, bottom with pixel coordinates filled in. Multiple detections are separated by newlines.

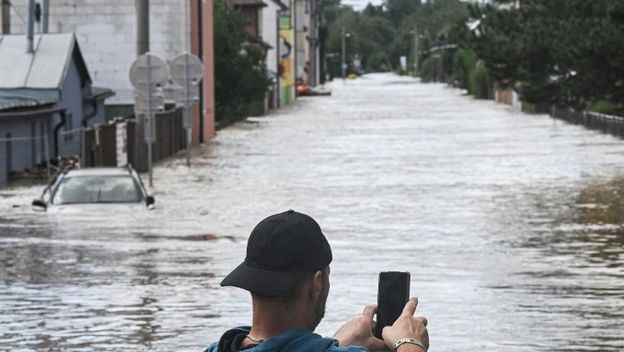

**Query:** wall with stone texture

left=7, top=0, right=190, bottom=104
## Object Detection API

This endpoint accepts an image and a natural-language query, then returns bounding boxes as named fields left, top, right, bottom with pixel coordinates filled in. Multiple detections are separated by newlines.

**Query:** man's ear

left=308, top=270, right=324, bottom=299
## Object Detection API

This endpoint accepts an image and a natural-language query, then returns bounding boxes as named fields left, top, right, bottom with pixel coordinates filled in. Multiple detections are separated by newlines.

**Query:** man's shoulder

left=203, top=341, right=218, bottom=352
left=204, top=328, right=369, bottom=352
left=325, top=345, right=370, bottom=352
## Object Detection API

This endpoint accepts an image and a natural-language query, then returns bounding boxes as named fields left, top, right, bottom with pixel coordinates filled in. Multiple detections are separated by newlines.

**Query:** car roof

left=64, top=167, right=134, bottom=177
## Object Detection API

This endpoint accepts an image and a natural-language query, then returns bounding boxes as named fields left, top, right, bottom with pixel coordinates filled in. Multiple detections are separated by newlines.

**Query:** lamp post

left=341, top=27, right=350, bottom=81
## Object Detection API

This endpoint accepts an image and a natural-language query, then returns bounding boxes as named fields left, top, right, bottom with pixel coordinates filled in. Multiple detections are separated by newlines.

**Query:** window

left=52, top=175, right=142, bottom=204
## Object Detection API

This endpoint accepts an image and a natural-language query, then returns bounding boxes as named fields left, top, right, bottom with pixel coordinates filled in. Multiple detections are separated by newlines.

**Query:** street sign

left=133, top=93, right=165, bottom=115
left=129, top=53, right=169, bottom=187
left=129, top=53, right=170, bottom=95
left=170, top=52, right=204, bottom=86
left=170, top=52, right=204, bottom=168
left=174, top=84, right=200, bottom=103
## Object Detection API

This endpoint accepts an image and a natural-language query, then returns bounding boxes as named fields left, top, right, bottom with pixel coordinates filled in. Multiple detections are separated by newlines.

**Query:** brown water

left=0, top=74, right=623, bottom=351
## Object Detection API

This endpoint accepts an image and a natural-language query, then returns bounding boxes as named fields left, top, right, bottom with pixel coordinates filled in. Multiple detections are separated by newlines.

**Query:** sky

left=342, top=0, right=383, bottom=11
left=343, top=0, right=484, bottom=12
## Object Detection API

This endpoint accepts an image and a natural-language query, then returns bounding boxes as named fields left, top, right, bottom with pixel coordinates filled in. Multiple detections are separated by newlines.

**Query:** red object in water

left=296, top=80, right=311, bottom=96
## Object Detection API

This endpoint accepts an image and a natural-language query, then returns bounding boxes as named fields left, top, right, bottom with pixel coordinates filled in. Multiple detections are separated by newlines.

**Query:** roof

left=266, top=0, right=288, bottom=10
left=0, top=88, right=59, bottom=111
left=65, top=167, right=134, bottom=177
left=0, top=33, right=91, bottom=90
left=88, top=86, right=116, bottom=101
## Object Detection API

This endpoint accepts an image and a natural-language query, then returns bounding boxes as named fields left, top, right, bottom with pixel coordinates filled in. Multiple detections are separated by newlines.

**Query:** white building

left=293, top=0, right=320, bottom=86
left=261, top=0, right=287, bottom=108
left=3, top=1, right=189, bottom=105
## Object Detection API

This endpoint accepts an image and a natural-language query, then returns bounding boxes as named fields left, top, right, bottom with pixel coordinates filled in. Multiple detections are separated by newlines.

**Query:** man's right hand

left=381, top=298, right=429, bottom=352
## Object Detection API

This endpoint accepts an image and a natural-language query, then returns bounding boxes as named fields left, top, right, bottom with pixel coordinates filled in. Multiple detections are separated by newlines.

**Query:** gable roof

left=0, top=33, right=91, bottom=90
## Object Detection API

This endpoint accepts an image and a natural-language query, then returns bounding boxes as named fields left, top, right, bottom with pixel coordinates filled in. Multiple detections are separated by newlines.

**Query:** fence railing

left=551, top=106, right=624, bottom=138
left=82, top=107, right=186, bottom=169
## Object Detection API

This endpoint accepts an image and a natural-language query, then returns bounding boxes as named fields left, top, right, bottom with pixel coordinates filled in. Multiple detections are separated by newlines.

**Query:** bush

left=420, top=56, right=444, bottom=82
left=469, top=62, right=491, bottom=99
left=452, top=49, right=477, bottom=90
left=589, top=101, right=618, bottom=115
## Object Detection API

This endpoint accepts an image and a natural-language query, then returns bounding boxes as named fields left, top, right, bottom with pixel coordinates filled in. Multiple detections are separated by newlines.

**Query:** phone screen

left=374, top=271, right=410, bottom=339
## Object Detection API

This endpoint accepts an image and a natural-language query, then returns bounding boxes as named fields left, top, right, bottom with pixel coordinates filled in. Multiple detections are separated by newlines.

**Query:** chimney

left=27, top=0, right=35, bottom=53
left=42, top=0, right=49, bottom=33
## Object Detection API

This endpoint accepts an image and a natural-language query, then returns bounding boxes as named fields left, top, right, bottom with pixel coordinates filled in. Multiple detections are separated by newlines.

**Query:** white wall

left=8, top=0, right=190, bottom=104
left=262, top=1, right=280, bottom=76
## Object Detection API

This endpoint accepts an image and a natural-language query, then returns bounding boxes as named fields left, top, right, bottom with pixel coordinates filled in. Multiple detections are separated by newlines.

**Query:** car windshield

left=52, top=175, right=142, bottom=204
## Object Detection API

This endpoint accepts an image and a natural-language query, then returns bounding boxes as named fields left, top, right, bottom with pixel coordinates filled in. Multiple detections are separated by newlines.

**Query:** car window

left=52, top=175, right=142, bottom=204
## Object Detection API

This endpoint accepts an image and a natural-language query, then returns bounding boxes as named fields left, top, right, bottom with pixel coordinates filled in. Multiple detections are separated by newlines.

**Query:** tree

left=213, top=0, right=270, bottom=121
left=468, top=0, right=624, bottom=111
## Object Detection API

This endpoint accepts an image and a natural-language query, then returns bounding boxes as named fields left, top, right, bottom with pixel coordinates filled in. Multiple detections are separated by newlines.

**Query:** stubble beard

left=311, top=280, right=329, bottom=329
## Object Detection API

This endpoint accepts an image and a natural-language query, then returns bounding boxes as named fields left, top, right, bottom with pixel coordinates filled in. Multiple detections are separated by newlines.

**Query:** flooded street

left=1, top=73, right=623, bottom=351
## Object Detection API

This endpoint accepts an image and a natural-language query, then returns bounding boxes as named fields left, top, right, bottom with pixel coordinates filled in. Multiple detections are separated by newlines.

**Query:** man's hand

left=381, top=298, right=429, bottom=352
left=333, top=305, right=387, bottom=351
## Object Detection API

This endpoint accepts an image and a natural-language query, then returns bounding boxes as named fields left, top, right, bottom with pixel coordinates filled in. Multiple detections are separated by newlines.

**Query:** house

left=294, top=0, right=320, bottom=87
left=261, top=0, right=288, bottom=109
left=0, top=32, right=113, bottom=184
left=279, top=1, right=296, bottom=105
left=4, top=0, right=216, bottom=144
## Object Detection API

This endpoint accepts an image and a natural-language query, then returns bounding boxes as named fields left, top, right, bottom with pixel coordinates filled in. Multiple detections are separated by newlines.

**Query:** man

left=205, top=210, right=429, bottom=352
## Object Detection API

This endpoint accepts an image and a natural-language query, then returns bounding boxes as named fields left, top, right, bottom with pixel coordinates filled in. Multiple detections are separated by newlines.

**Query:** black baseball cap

left=220, top=210, right=333, bottom=297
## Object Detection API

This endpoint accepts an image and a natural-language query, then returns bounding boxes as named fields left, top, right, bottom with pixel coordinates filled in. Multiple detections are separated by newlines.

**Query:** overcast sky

left=342, top=0, right=383, bottom=11
left=342, top=0, right=483, bottom=11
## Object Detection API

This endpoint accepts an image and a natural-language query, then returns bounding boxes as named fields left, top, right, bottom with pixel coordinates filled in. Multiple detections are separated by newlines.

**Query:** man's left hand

left=333, top=305, right=387, bottom=351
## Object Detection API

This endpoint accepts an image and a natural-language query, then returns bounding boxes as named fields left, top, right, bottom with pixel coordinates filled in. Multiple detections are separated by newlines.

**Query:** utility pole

left=1, top=0, right=10, bottom=34
left=341, top=27, right=345, bottom=81
left=135, top=0, right=150, bottom=174
left=341, top=27, right=349, bottom=82
left=136, top=0, right=149, bottom=55
left=413, top=26, right=419, bottom=77
left=27, top=0, right=34, bottom=53
left=42, top=0, right=49, bottom=33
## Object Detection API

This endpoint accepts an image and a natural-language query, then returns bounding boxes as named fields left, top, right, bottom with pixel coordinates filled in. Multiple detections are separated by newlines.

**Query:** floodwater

left=1, top=73, right=623, bottom=351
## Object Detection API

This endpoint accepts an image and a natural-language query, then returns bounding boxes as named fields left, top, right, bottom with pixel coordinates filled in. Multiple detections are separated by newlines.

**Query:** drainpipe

left=197, top=0, right=204, bottom=143
left=83, top=100, right=99, bottom=127
left=42, top=0, right=49, bottom=33
left=53, top=111, right=67, bottom=157
left=27, top=0, right=35, bottom=53
left=1, top=0, right=10, bottom=34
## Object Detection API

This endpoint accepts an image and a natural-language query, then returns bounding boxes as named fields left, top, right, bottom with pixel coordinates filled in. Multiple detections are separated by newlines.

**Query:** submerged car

left=32, top=166, right=155, bottom=212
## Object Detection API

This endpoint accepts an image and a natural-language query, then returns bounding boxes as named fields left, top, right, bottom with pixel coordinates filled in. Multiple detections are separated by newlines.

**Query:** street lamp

left=341, top=27, right=351, bottom=81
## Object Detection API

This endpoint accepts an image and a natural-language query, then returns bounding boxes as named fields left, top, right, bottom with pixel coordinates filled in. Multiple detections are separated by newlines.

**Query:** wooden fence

left=551, top=106, right=624, bottom=138
left=82, top=107, right=185, bottom=168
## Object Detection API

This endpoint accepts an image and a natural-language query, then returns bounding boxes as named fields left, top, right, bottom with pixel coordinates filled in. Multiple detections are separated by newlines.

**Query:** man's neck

left=244, top=301, right=312, bottom=346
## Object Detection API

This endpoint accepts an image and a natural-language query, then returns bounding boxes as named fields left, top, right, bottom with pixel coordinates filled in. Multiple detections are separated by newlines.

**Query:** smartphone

left=374, top=271, right=410, bottom=339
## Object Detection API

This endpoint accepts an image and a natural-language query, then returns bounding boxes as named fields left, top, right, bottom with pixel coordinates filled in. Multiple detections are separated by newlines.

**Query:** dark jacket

left=204, top=326, right=369, bottom=352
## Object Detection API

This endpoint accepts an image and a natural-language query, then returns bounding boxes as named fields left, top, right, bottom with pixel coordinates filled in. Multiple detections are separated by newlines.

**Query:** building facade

left=261, top=0, right=287, bottom=108
left=3, top=0, right=215, bottom=143
left=0, top=33, right=113, bottom=184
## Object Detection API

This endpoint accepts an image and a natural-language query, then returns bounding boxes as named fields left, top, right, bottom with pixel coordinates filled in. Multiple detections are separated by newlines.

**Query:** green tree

left=468, top=0, right=624, bottom=111
left=213, top=0, right=270, bottom=121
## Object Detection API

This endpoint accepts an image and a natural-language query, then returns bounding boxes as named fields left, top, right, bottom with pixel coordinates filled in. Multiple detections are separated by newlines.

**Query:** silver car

left=32, top=166, right=155, bottom=212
